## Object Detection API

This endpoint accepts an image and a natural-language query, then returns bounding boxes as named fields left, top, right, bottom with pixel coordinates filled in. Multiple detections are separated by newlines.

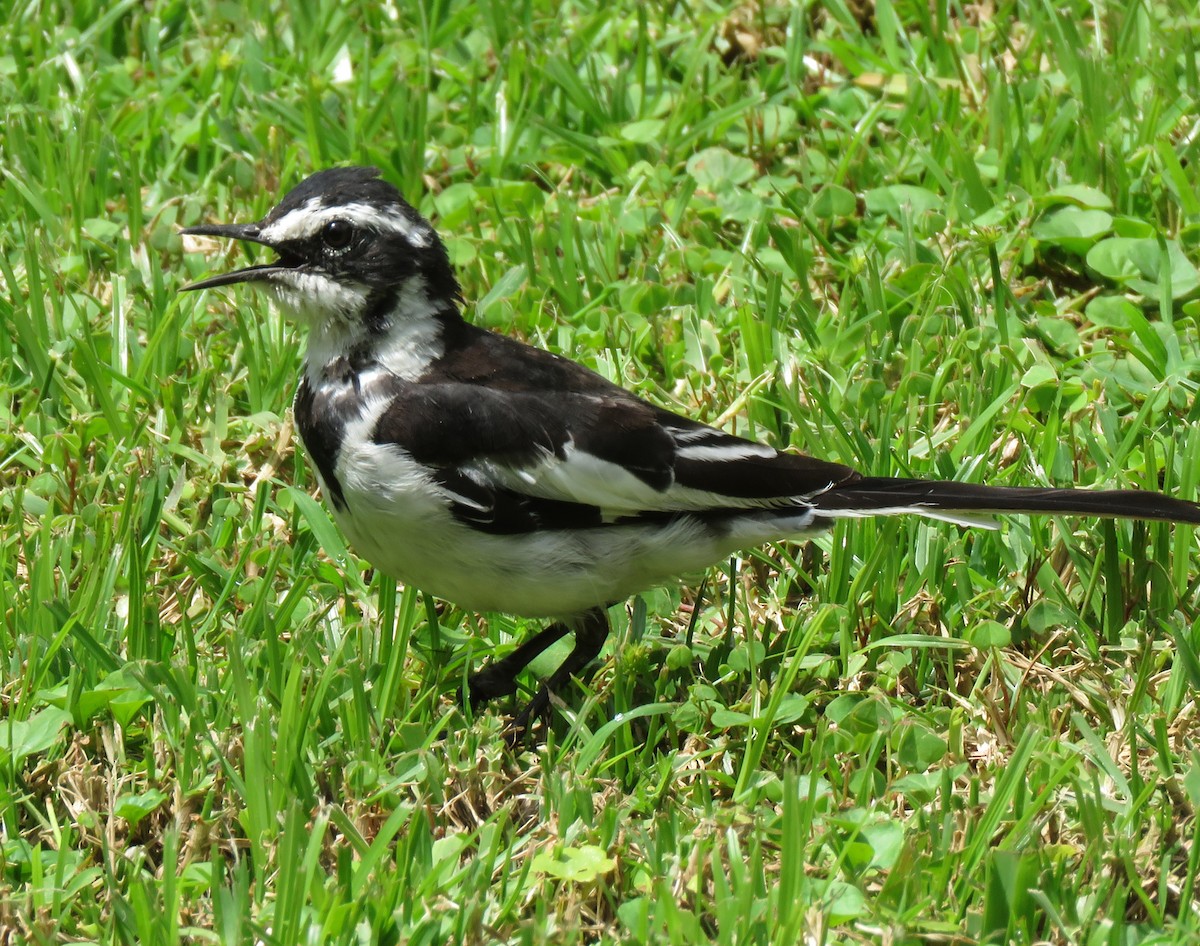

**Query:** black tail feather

left=815, top=477, right=1200, bottom=525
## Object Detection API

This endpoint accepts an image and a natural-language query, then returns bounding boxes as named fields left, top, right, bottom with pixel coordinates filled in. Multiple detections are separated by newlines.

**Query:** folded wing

left=371, top=382, right=859, bottom=532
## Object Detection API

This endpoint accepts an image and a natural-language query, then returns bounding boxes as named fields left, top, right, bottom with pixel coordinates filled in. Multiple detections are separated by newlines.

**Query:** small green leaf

left=811, top=185, right=856, bottom=219
left=970, top=620, right=1012, bottom=649
left=686, top=147, right=756, bottom=189
left=710, top=708, right=752, bottom=728
left=0, top=706, right=72, bottom=767
left=892, top=769, right=947, bottom=803
left=1087, top=237, right=1146, bottom=283
left=1026, top=599, right=1078, bottom=633
left=665, top=643, right=692, bottom=671
left=1044, top=184, right=1113, bottom=210
left=620, top=119, right=665, bottom=144
left=432, top=834, right=469, bottom=866
left=862, top=821, right=905, bottom=871
left=618, top=896, right=650, bottom=935
left=432, top=182, right=480, bottom=227
left=863, top=185, right=943, bottom=220
left=1111, top=216, right=1155, bottom=238
left=1035, top=313, right=1082, bottom=354
left=1031, top=207, right=1112, bottom=253
left=717, top=187, right=762, bottom=222
left=82, top=217, right=124, bottom=241
left=1087, top=237, right=1200, bottom=299
left=773, top=694, right=810, bottom=726
left=825, top=880, right=866, bottom=922
left=672, top=700, right=705, bottom=731
left=895, top=723, right=949, bottom=770
left=532, top=844, right=615, bottom=883
left=1020, top=364, right=1057, bottom=389
left=445, top=235, right=477, bottom=267
left=1086, top=295, right=1136, bottom=329
left=114, top=789, right=168, bottom=828
left=1128, top=239, right=1200, bottom=299
left=758, top=104, right=797, bottom=144
left=1184, top=756, right=1200, bottom=808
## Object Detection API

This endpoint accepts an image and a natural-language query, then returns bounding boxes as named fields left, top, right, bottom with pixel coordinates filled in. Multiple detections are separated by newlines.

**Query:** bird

left=181, top=165, right=1200, bottom=736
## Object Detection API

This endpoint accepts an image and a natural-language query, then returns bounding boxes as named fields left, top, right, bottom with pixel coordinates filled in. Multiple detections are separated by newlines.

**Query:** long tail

left=811, top=477, right=1200, bottom=529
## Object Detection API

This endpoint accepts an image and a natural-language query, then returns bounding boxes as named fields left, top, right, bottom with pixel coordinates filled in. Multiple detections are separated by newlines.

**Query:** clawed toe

left=463, top=670, right=548, bottom=746
left=461, top=608, right=610, bottom=744
left=463, top=665, right=519, bottom=710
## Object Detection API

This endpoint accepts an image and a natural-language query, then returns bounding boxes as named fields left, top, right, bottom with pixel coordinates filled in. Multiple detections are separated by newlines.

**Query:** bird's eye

left=322, top=219, right=354, bottom=250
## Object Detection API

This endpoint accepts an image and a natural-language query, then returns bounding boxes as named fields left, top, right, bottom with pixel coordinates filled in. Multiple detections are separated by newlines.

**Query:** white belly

left=323, top=437, right=735, bottom=617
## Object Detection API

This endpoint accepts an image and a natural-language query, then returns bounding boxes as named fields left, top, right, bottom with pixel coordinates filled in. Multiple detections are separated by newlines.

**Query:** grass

left=3, top=0, right=1200, bottom=942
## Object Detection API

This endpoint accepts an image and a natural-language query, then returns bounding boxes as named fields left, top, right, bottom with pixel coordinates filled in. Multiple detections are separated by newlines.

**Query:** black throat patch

left=292, top=363, right=361, bottom=512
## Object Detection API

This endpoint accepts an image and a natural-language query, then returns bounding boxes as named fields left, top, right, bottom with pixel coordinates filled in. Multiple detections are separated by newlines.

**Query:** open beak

left=180, top=221, right=293, bottom=292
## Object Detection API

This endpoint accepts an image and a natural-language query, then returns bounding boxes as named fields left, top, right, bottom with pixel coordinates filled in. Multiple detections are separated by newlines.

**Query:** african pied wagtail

left=182, top=166, right=1200, bottom=734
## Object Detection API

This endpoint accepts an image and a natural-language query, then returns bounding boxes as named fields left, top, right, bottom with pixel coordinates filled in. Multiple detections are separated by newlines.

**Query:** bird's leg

left=465, top=621, right=573, bottom=709
left=507, top=607, right=610, bottom=738
left=464, top=607, right=611, bottom=738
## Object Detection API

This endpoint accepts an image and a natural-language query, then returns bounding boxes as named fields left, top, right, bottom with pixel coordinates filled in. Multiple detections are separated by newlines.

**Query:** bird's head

left=181, top=166, right=460, bottom=336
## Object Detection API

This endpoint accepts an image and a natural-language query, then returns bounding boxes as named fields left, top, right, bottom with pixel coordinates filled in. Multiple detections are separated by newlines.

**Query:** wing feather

left=372, top=380, right=860, bottom=522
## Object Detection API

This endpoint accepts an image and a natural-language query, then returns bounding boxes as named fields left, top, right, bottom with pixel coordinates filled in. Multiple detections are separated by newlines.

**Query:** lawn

left=3, top=0, right=1200, bottom=942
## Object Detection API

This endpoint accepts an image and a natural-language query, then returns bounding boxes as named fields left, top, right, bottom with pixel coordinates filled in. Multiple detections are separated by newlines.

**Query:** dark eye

left=322, top=219, right=354, bottom=250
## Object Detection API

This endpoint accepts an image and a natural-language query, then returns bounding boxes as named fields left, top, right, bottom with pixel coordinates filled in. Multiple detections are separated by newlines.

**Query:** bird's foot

left=462, top=663, right=520, bottom=711
left=502, top=686, right=554, bottom=747
left=462, top=667, right=553, bottom=747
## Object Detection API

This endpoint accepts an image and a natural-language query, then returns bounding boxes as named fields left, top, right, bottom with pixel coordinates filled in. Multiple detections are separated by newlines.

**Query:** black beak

left=180, top=221, right=291, bottom=292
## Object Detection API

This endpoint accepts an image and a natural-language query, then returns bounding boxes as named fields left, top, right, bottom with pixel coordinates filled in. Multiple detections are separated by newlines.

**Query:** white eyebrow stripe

left=260, top=200, right=431, bottom=248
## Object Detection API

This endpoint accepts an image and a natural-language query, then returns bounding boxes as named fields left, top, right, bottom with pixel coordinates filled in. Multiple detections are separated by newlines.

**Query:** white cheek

left=267, top=272, right=368, bottom=325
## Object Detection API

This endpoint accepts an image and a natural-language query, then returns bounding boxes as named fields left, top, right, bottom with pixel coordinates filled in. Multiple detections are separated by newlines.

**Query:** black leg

left=508, top=607, right=610, bottom=738
left=465, top=621, right=573, bottom=709
left=463, top=607, right=611, bottom=738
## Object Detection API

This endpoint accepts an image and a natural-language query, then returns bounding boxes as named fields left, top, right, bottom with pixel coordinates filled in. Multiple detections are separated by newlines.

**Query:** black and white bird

left=182, top=166, right=1200, bottom=733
